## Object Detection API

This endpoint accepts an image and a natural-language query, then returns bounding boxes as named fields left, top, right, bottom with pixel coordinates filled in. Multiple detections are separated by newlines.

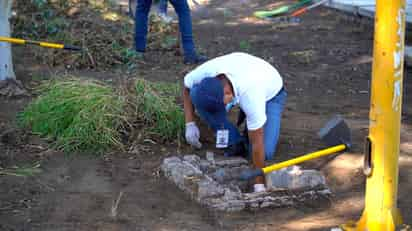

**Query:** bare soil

left=1, top=0, right=412, bottom=230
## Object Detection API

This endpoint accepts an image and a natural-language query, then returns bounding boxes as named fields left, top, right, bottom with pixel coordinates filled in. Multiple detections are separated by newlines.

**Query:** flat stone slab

left=161, top=153, right=331, bottom=212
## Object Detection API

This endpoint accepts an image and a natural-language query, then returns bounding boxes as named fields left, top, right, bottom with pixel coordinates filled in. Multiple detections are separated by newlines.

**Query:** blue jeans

left=134, top=0, right=196, bottom=56
left=191, top=87, right=287, bottom=160
left=258, top=89, right=287, bottom=160
left=157, top=0, right=168, bottom=14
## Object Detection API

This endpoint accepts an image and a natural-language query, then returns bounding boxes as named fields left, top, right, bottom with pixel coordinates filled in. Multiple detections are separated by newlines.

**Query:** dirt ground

left=1, top=0, right=412, bottom=230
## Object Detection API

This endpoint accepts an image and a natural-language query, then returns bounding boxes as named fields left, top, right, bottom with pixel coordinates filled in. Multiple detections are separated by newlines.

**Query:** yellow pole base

left=341, top=209, right=403, bottom=231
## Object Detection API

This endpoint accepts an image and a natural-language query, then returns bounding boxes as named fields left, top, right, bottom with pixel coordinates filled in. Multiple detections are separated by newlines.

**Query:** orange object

left=290, top=0, right=329, bottom=17
left=291, top=7, right=307, bottom=16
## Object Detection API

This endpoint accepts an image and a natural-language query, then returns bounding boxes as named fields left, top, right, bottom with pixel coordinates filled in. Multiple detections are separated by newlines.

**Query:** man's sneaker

left=184, top=54, right=208, bottom=65
left=135, top=51, right=145, bottom=59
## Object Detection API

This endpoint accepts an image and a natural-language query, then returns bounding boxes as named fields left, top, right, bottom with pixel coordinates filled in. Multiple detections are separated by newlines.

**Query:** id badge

left=216, top=129, right=229, bottom=148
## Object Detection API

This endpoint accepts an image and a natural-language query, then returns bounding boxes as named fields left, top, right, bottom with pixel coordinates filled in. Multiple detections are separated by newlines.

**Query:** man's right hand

left=185, top=122, right=202, bottom=149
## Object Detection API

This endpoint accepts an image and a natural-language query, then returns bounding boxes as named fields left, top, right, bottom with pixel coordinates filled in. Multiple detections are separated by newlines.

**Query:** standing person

left=182, top=52, right=287, bottom=192
left=134, top=0, right=207, bottom=64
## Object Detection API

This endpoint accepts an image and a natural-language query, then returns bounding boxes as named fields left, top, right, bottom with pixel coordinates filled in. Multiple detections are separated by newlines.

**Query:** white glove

left=185, top=122, right=202, bottom=149
left=254, top=184, right=266, bottom=193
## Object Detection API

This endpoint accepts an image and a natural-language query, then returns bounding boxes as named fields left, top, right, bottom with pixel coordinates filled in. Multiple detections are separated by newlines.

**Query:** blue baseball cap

left=190, top=77, right=225, bottom=114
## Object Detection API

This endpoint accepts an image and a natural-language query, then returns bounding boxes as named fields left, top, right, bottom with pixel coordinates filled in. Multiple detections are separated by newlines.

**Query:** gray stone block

left=265, top=167, right=293, bottom=189
left=212, top=168, right=227, bottom=183
left=214, top=157, right=248, bottom=167
left=197, top=179, right=225, bottom=200
left=183, top=155, right=201, bottom=168
left=226, top=182, right=242, bottom=194
left=260, top=201, right=276, bottom=208
left=212, top=200, right=246, bottom=212
left=199, top=160, right=213, bottom=173
left=266, top=165, right=326, bottom=190
left=223, top=188, right=242, bottom=201
left=249, top=202, right=260, bottom=209
left=211, top=166, right=250, bottom=183
left=206, top=151, right=215, bottom=164
left=163, top=156, right=181, bottom=165
left=290, top=170, right=326, bottom=189
left=162, top=158, right=204, bottom=195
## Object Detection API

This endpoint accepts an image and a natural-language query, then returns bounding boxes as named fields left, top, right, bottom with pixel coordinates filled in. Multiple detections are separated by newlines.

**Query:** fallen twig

left=110, top=191, right=124, bottom=218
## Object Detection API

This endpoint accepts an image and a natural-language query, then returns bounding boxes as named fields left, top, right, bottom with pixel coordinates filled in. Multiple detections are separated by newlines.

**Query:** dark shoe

left=224, top=141, right=248, bottom=158
left=133, top=50, right=145, bottom=59
left=184, top=54, right=208, bottom=65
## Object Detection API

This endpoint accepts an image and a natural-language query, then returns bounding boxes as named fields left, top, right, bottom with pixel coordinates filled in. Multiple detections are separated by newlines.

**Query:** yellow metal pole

left=341, top=0, right=406, bottom=230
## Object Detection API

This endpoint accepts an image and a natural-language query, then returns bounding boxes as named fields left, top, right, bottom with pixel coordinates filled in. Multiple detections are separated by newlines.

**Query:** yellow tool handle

left=0, top=36, right=25, bottom=45
left=240, top=144, right=347, bottom=180
left=37, top=42, right=64, bottom=49
left=262, top=144, right=346, bottom=174
left=0, top=36, right=80, bottom=51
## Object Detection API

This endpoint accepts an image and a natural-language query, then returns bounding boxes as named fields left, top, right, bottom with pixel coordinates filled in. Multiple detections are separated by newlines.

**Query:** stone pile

left=161, top=152, right=331, bottom=212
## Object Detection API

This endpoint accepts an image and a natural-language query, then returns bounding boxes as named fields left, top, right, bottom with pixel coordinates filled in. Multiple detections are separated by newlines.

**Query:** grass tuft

left=19, top=78, right=125, bottom=154
left=18, top=77, right=184, bottom=154
left=134, top=79, right=184, bottom=142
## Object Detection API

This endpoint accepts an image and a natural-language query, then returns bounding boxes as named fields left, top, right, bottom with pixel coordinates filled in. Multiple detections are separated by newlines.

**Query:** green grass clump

left=135, top=79, right=184, bottom=142
left=19, top=78, right=125, bottom=153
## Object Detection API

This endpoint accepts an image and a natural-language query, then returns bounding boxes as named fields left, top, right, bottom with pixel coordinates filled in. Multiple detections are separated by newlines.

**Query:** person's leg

left=168, top=0, right=194, bottom=55
left=157, top=0, right=168, bottom=15
left=134, top=0, right=152, bottom=52
left=157, top=0, right=173, bottom=23
left=168, top=0, right=207, bottom=64
left=262, top=89, right=287, bottom=160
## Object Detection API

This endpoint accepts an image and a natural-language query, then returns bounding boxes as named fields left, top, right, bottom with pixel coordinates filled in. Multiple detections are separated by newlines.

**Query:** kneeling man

left=182, top=52, right=287, bottom=192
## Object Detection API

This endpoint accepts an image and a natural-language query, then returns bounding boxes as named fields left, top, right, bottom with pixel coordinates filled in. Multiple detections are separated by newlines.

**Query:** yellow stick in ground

left=341, top=0, right=406, bottom=230
left=0, top=36, right=81, bottom=51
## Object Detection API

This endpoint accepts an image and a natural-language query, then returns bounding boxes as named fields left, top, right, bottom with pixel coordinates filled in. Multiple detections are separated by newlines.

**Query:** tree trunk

left=0, top=0, right=27, bottom=97
left=0, top=0, right=15, bottom=80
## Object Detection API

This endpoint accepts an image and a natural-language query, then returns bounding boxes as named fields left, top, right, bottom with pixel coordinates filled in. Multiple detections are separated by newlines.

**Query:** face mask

left=225, top=97, right=238, bottom=112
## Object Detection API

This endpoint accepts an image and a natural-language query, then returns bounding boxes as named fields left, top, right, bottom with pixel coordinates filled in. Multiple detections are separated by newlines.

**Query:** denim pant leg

left=135, top=0, right=152, bottom=52
left=157, top=0, right=168, bottom=14
left=263, top=90, right=287, bottom=160
left=168, top=0, right=196, bottom=56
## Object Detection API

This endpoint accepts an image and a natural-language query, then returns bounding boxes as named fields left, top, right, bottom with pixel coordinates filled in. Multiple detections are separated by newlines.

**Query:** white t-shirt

left=184, top=52, right=283, bottom=130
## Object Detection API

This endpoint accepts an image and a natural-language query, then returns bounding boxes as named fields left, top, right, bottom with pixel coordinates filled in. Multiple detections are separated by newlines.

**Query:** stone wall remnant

left=161, top=154, right=331, bottom=212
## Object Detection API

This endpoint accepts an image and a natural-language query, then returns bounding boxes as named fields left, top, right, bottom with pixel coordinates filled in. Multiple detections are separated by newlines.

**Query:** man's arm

left=248, top=127, right=265, bottom=185
left=183, top=87, right=195, bottom=123
left=182, top=86, right=202, bottom=148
